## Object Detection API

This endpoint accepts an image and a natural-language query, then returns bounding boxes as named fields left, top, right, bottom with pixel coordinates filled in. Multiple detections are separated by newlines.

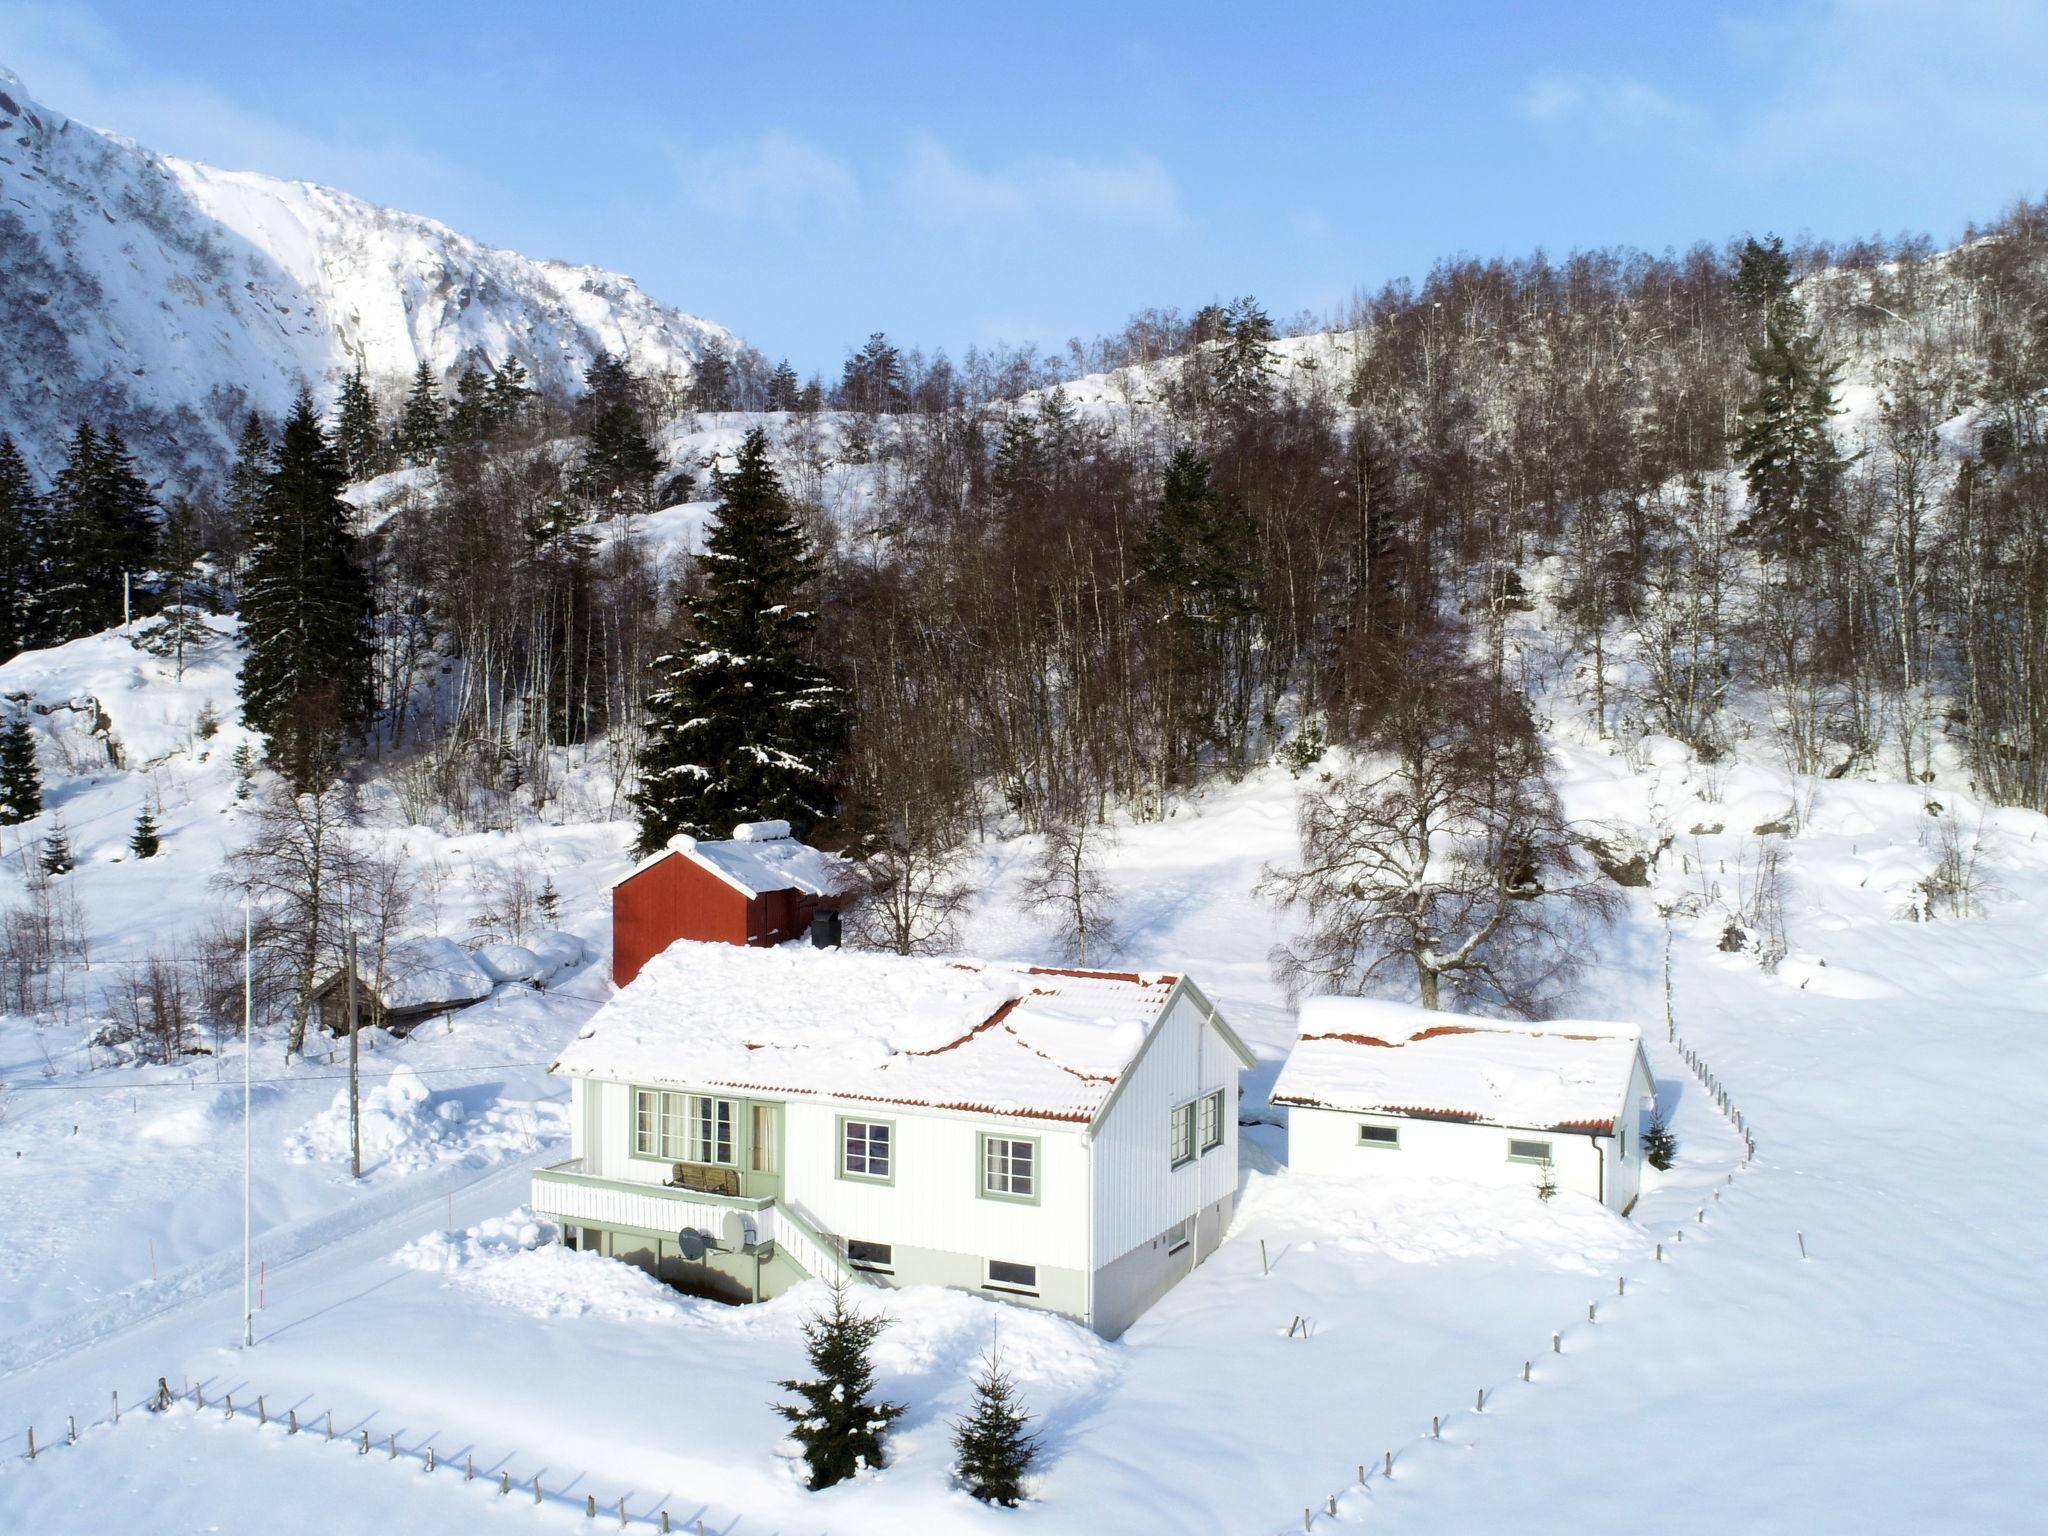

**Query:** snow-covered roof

left=552, top=941, right=1196, bottom=1123
left=373, top=937, right=496, bottom=1010
left=613, top=827, right=847, bottom=900
left=1269, top=998, right=1646, bottom=1135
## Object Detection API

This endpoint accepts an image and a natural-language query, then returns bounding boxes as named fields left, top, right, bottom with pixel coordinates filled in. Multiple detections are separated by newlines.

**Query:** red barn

left=611, top=821, right=846, bottom=987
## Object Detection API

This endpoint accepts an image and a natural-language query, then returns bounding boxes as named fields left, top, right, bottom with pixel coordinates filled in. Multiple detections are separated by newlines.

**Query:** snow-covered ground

left=5, top=590, right=2048, bottom=1532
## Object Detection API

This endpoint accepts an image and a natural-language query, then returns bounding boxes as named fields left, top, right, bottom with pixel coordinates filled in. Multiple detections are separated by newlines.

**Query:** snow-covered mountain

left=0, top=65, right=738, bottom=489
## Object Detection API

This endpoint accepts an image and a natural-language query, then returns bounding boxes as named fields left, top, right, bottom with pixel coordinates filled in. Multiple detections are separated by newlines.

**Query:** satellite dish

left=720, top=1211, right=757, bottom=1252
left=675, top=1228, right=708, bottom=1261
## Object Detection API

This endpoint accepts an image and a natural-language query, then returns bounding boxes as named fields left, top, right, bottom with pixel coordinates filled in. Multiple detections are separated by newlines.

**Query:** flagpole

left=243, top=894, right=254, bottom=1349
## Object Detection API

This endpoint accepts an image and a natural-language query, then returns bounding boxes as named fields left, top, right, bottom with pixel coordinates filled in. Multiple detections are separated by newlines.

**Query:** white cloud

left=0, top=1, right=451, bottom=199
left=671, top=130, right=859, bottom=224
left=1515, top=70, right=1693, bottom=130
left=1726, top=0, right=2048, bottom=180
left=892, top=135, right=1185, bottom=238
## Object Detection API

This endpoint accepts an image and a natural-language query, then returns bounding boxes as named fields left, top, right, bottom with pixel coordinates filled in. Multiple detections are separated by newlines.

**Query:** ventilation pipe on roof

left=810, top=908, right=842, bottom=949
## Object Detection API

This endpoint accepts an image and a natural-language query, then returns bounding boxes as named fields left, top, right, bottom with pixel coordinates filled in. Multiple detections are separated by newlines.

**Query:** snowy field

left=4, top=602, right=2048, bottom=1533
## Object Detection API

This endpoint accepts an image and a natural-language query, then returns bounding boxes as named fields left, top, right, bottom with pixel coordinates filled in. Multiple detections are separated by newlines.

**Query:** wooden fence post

left=1384, top=1450, right=1392, bottom=1477
left=425, top=1446, right=435, bottom=1473
left=1552, top=1331, right=1561, bottom=1353
left=1475, top=1388, right=1484, bottom=1412
left=1522, top=1360, right=1530, bottom=1382
left=112, top=1390, right=120, bottom=1424
left=225, top=1393, right=233, bottom=1420
left=1430, top=1414, right=1439, bottom=1439
left=288, top=1408, right=297, bottom=1435
left=358, top=1430, right=369, bottom=1456
left=257, top=1396, right=266, bottom=1426
left=67, top=1416, right=76, bottom=1445
left=25, top=1426, right=34, bottom=1461
left=387, top=1433, right=396, bottom=1460
left=500, top=1471, right=510, bottom=1496
left=466, top=1453, right=474, bottom=1480
left=534, top=1474, right=542, bottom=1506
left=585, top=1493, right=596, bottom=1519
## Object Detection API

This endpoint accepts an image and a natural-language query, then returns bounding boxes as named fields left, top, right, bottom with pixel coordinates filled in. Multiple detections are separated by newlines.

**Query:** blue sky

left=5, top=0, right=2046, bottom=376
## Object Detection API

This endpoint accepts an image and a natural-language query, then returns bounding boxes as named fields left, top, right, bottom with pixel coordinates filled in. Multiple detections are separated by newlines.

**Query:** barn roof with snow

left=553, top=941, right=1250, bottom=1124
left=613, top=821, right=844, bottom=899
left=1269, top=997, right=1648, bottom=1134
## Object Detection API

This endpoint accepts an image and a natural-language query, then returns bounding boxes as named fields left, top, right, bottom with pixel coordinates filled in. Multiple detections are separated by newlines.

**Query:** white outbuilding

left=1270, top=998, right=1657, bottom=1213
left=534, top=940, right=1256, bottom=1338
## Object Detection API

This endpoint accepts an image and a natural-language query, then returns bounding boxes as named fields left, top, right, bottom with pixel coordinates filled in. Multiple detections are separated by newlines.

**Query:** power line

left=0, top=1059, right=568, bottom=1093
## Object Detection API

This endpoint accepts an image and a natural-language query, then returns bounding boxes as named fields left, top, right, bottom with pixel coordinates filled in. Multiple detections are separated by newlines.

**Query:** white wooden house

left=533, top=940, right=1256, bottom=1337
left=1270, top=998, right=1657, bottom=1213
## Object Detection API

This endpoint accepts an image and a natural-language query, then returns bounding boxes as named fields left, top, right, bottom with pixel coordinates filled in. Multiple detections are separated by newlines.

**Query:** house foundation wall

left=1090, top=1190, right=1234, bottom=1340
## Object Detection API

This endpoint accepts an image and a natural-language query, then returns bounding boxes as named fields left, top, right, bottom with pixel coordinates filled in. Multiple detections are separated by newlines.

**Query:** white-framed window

left=1199, top=1090, right=1226, bottom=1152
left=1169, top=1101, right=1196, bottom=1168
left=1620, top=1129, right=1628, bottom=1161
left=847, top=1239, right=893, bottom=1272
left=839, top=1117, right=894, bottom=1182
left=1507, top=1137, right=1553, bottom=1165
left=689, top=1095, right=735, bottom=1165
left=981, top=1134, right=1038, bottom=1202
left=1163, top=1217, right=1192, bottom=1254
left=1357, top=1123, right=1400, bottom=1149
left=985, top=1258, right=1038, bottom=1294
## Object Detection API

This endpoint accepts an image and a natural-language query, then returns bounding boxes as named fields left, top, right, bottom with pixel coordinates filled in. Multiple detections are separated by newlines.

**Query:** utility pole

left=347, top=930, right=362, bottom=1181
left=242, top=896, right=254, bottom=1349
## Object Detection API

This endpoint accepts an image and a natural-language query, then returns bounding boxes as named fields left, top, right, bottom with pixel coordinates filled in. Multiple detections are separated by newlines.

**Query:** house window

left=689, top=1096, right=736, bottom=1165
left=847, top=1239, right=893, bottom=1273
left=1169, top=1102, right=1196, bottom=1168
left=1357, top=1123, right=1400, bottom=1148
left=636, top=1089, right=738, bottom=1164
left=1619, top=1129, right=1628, bottom=1161
left=839, top=1118, right=894, bottom=1183
left=1199, top=1090, right=1226, bottom=1152
left=980, top=1134, right=1038, bottom=1202
left=1507, top=1138, right=1553, bottom=1164
left=1163, top=1217, right=1192, bottom=1254
left=985, top=1259, right=1038, bottom=1294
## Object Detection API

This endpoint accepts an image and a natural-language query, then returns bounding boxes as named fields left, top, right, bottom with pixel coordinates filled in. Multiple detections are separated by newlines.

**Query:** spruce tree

left=633, top=427, right=846, bottom=850
left=447, top=361, right=494, bottom=446
left=238, top=390, right=376, bottom=789
left=1733, top=306, right=1843, bottom=562
left=952, top=1342, right=1042, bottom=1507
left=395, top=361, right=445, bottom=466
left=573, top=354, right=661, bottom=511
left=0, top=435, right=47, bottom=657
left=488, top=357, right=533, bottom=430
left=40, top=823, right=74, bottom=876
left=42, top=423, right=113, bottom=640
left=773, top=1283, right=905, bottom=1490
left=766, top=359, right=801, bottom=411
left=1643, top=1111, right=1677, bottom=1171
left=0, top=712, right=41, bottom=825
left=223, top=414, right=271, bottom=565
left=129, top=807, right=161, bottom=858
left=334, top=365, right=383, bottom=482
left=691, top=343, right=736, bottom=412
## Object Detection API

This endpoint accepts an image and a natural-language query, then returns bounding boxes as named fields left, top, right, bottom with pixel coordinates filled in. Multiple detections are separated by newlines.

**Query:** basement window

left=1163, top=1217, right=1192, bottom=1255
left=1357, top=1123, right=1400, bottom=1149
left=847, top=1239, right=893, bottom=1273
left=1507, top=1138, right=1554, bottom=1165
left=985, top=1259, right=1039, bottom=1295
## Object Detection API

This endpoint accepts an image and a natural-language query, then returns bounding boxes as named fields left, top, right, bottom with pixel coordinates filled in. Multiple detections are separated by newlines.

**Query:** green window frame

left=1357, top=1123, right=1400, bottom=1149
left=1199, top=1090, right=1226, bottom=1152
left=632, top=1088, right=738, bottom=1166
left=1169, top=1101, right=1196, bottom=1168
left=837, top=1115, right=896, bottom=1184
left=1507, top=1137, right=1553, bottom=1165
left=979, top=1132, right=1040, bottom=1204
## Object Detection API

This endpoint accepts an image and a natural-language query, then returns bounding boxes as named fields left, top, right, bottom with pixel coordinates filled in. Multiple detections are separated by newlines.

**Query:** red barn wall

left=612, top=856, right=755, bottom=987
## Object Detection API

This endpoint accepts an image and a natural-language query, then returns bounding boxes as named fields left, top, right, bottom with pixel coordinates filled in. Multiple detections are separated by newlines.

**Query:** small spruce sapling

left=40, top=824, right=75, bottom=876
left=1643, top=1112, right=1677, bottom=1172
left=0, top=711, right=41, bottom=825
left=774, top=1281, right=905, bottom=1490
left=231, top=741, right=255, bottom=800
left=536, top=874, right=562, bottom=926
left=129, top=807, right=161, bottom=859
left=1534, top=1160, right=1558, bottom=1202
left=952, top=1335, right=1042, bottom=1507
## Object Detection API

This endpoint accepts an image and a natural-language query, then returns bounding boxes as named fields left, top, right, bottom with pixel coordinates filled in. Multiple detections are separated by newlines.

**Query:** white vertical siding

left=780, top=1101, right=1091, bottom=1271
left=1289, top=1108, right=1611, bottom=1204
left=1090, top=989, right=1243, bottom=1268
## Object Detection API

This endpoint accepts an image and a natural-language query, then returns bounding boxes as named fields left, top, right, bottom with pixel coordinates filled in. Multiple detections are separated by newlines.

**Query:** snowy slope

left=0, top=65, right=738, bottom=489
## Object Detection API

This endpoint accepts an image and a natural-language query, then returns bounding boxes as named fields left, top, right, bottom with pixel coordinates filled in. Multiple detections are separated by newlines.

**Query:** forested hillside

left=7, top=180, right=2048, bottom=1020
